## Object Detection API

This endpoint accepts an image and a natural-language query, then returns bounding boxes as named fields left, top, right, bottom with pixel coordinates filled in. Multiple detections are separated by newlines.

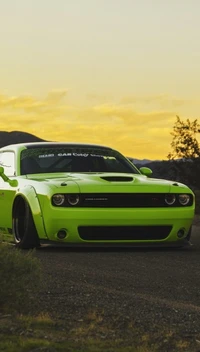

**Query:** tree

left=168, top=116, right=200, bottom=189
left=168, top=116, right=200, bottom=160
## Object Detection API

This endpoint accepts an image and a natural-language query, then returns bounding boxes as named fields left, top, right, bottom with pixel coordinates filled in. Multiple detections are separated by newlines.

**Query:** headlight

left=165, top=194, right=176, bottom=205
left=178, top=194, right=190, bottom=206
left=67, top=194, right=80, bottom=206
left=52, top=194, right=65, bottom=206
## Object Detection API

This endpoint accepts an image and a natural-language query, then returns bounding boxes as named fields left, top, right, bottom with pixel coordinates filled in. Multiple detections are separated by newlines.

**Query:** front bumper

left=39, top=206, right=195, bottom=246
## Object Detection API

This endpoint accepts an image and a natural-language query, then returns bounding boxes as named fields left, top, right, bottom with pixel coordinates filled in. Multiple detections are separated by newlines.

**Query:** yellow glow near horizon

left=0, top=91, right=200, bottom=159
left=1, top=1, right=200, bottom=159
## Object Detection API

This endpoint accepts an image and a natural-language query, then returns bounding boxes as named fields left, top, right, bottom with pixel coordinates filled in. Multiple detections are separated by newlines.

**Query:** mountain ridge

left=0, top=131, right=45, bottom=148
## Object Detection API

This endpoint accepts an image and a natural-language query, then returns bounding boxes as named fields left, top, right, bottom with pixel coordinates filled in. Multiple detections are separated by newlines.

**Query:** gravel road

left=35, top=218, right=200, bottom=351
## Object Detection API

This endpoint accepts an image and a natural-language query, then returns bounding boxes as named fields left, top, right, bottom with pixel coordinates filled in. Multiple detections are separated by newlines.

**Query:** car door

left=0, top=151, right=17, bottom=232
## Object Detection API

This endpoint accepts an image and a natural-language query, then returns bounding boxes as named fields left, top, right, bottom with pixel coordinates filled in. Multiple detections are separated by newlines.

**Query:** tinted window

left=20, top=147, right=140, bottom=175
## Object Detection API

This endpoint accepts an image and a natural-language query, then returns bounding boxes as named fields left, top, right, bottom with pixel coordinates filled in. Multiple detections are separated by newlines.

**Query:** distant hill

left=0, top=131, right=45, bottom=148
left=128, top=157, right=154, bottom=165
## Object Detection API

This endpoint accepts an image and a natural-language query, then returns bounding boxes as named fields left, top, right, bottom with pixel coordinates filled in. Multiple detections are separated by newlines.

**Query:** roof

left=0, top=142, right=113, bottom=151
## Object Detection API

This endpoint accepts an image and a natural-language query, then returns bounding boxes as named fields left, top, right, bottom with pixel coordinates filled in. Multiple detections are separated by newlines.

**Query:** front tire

left=13, top=198, right=40, bottom=249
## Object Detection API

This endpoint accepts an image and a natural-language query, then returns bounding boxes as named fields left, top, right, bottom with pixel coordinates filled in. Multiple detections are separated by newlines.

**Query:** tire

left=13, top=198, right=40, bottom=249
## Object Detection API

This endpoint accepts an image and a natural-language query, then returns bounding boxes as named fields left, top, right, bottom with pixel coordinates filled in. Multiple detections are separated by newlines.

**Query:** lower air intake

left=78, top=225, right=172, bottom=241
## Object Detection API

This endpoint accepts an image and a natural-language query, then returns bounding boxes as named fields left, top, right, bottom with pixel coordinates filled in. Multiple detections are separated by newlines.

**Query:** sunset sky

left=1, top=0, right=200, bottom=159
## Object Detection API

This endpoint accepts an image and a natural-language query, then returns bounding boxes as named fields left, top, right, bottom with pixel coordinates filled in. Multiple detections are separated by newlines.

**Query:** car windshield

left=20, top=146, right=140, bottom=175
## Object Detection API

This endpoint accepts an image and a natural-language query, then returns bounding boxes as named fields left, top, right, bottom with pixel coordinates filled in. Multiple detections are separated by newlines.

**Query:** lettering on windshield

left=38, top=153, right=106, bottom=158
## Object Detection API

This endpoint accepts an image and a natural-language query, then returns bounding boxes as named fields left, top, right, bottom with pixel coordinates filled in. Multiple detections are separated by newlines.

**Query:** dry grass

left=0, top=310, right=198, bottom=352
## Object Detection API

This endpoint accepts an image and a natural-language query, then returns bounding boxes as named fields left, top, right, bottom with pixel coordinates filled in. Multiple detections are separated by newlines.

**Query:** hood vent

left=100, top=176, right=134, bottom=182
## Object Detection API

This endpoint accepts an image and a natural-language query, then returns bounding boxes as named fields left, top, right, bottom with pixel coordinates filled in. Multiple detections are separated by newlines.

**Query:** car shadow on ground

left=36, top=242, right=198, bottom=254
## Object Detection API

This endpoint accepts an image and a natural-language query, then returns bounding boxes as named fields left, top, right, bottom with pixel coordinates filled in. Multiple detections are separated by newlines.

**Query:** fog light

left=177, top=228, right=185, bottom=238
left=57, top=229, right=67, bottom=239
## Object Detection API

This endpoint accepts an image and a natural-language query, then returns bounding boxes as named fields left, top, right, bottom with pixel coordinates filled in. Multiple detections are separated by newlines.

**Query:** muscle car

left=0, top=142, right=195, bottom=248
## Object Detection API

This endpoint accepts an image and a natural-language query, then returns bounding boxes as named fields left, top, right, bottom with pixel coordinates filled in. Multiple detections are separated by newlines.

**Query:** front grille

left=78, top=225, right=172, bottom=241
left=80, top=193, right=178, bottom=208
left=82, top=193, right=163, bottom=207
left=52, top=193, right=193, bottom=208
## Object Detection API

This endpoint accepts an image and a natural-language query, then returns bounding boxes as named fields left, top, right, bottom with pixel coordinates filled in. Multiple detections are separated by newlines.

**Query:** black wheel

left=13, top=198, right=40, bottom=249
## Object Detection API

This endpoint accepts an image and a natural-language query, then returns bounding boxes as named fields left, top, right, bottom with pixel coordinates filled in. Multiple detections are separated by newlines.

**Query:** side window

left=0, top=152, right=15, bottom=176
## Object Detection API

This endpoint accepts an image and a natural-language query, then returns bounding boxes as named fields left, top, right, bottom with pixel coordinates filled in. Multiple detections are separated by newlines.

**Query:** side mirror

left=0, top=166, right=18, bottom=187
left=139, top=167, right=153, bottom=177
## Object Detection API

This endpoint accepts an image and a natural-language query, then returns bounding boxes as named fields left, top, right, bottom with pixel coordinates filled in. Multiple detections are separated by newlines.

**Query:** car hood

left=25, top=172, right=189, bottom=193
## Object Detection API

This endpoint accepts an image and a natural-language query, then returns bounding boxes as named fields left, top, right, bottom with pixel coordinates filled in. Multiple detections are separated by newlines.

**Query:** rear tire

left=13, top=198, right=40, bottom=249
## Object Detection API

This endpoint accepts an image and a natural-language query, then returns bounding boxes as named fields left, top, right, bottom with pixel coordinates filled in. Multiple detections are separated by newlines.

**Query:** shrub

left=0, top=244, right=42, bottom=314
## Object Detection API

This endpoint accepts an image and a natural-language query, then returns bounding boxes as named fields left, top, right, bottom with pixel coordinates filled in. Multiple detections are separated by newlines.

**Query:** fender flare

left=13, top=186, right=48, bottom=239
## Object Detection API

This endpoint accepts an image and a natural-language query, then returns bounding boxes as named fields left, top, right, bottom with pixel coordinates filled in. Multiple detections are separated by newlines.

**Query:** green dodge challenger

left=0, top=142, right=195, bottom=248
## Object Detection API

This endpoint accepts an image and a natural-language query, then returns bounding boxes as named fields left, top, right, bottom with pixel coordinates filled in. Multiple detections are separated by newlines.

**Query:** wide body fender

left=14, top=186, right=48, bottom=239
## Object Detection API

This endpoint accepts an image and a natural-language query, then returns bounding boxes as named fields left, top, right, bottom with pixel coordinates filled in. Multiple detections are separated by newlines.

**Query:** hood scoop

left=100, top=176, right=134, bottom=182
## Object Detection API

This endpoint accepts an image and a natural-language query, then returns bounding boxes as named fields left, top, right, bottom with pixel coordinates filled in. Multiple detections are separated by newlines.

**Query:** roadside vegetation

left=0, top=243, right=42, bottom=314
left=137, top=116, right=200, bottom=213
left=0, top=308, right=198, bottom=352
left=166, top=116, right=200, bottom=215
